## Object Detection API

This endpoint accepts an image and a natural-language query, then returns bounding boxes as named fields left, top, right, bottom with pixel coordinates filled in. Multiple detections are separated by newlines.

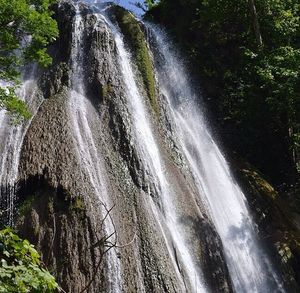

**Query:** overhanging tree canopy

left=0, top=0, right=58, bottom=120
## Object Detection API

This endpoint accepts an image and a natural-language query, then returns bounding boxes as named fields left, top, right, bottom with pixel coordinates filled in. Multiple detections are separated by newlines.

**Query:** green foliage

left=102, top=83, right=113, bottom=99
left=0, top=86, right=31, bottom=124
left=0, top=228, right=58, bottom=292
left=148, top=0, right=300, bottom=183
left=0, top=0, right=58, bottom=120
left=144, top=0, right=159, bottom=10
left=134, top=0, right=159, bottom=12
left=71, top=197, right=85, bottom=212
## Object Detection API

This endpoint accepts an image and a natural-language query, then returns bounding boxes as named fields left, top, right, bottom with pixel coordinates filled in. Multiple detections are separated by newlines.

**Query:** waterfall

left=147, top=25, right=285, bottom=293
left=0, top=69, right=41, bottom=226
left=0, top=1, right=293, bottom=292
left=101, top=11, right=206, bottom=293
left=67, top=7, right=122, bottom=292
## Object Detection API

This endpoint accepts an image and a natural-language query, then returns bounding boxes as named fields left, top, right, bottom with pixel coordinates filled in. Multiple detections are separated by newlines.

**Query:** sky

left=106, top=0, right=145, bottom=15
left=84, top=0, right=145, bottom=15
left=117, top=0, right=144, bottom=13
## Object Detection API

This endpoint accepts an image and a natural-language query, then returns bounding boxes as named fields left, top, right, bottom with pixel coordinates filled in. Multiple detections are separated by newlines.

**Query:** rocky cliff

left=7, top=1, right=300, bottom=292
left=15, top=2, right=231, bottom=292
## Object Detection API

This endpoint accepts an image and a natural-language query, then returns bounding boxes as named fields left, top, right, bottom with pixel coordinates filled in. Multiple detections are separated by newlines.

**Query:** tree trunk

left=249, top=0, right=263, bottom=47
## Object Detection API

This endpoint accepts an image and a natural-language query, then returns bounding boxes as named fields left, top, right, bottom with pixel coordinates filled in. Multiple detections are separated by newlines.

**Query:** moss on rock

left=18, top=195, right=36, bottom=217
left=241, top=169, right=278, bottom=200
left=231, top=159, right=300, bottom=290
left=70, top=196, right=86, bottom=213
left=113, top=6, right=158, bottom=113
left=102, top=83, right=113, bottom=99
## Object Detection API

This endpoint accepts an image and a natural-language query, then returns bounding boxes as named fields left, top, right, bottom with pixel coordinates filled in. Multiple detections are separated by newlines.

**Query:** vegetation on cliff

left=0, top=228, right=58, bottom=292
left=146, top=0, right=300, bottom=185
left=233, top=160, right=300, bottom=288
left=0, top=0, right=58, bottom=120
left=114, top=6, right=158, bottom=113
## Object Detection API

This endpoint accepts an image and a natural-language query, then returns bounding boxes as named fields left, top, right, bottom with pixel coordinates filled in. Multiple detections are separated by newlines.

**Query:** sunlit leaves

left=0, top=0, right=58, bottom=120
left=0, top=228, right=58, bottom=292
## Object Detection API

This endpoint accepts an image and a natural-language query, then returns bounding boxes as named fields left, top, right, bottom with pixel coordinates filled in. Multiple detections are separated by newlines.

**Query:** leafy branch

left=0, top=228, right=58, bottom=292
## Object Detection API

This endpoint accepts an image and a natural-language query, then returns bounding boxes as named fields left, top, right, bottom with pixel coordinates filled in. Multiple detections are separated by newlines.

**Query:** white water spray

left=101, top=12, right=207, bottom=292
left=0, top=70, right=40, bottom=225
left=0, top=1, right=288, bottom=291
left=148, top=25, right=285, bottom=293
left=68, top=8, right=122, bottom=292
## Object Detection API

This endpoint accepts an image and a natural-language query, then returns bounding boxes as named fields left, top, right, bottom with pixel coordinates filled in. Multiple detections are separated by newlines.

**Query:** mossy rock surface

left=113, top=6, right=158, bottom=113
left=232, top=158, right=300, bottom=290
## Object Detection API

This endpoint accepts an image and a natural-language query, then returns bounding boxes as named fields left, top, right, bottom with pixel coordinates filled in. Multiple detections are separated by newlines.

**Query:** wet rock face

left=17, top=85, right=105, bottom=291
left=17, top=179, right=104, bottom=293
left=16, top=2, right=233, bottom=292
left=180, top=215, right=233, bottom=292
left=40, top=0, right=75, bottom=99
left=17, top=3, right=108, bottom=291
left=110, top=6, right=158, bottom=113
left=233, top=161, right=300, bottom=292
left=51, top=0, right=76, bottom=63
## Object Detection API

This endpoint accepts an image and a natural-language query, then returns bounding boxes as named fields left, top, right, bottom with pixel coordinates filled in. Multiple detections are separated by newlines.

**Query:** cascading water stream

left=147, top=25, right=285, bottom=293
left=100, top=10, right=206, bottom=292
left=0, top=69, right=41, bottom=226
left=0, top=1, right=291, bottom=291
left=68, top=8, right=122, bottom=292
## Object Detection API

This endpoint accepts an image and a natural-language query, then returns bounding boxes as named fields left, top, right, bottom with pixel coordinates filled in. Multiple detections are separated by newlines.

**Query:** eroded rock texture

left=14, top=1, right=300, bottom=292
left=16, top=2, right=232, bottom=292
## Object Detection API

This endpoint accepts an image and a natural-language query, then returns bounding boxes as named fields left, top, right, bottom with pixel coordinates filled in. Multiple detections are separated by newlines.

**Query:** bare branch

left=114, top=230, right=137, bottom=249
left=79, top=204, right=117, bottom=293
left=79, top=201, right=137, bottom=293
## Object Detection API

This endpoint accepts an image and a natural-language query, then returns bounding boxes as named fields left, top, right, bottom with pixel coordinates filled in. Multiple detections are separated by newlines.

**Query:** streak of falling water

left=68, top=8, right=122, bottom=292
left=100, top=11, right=206, bottom=292
left=147, top=25, right=285, bottom=293
left=0, top=69, right=40, bottom=226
